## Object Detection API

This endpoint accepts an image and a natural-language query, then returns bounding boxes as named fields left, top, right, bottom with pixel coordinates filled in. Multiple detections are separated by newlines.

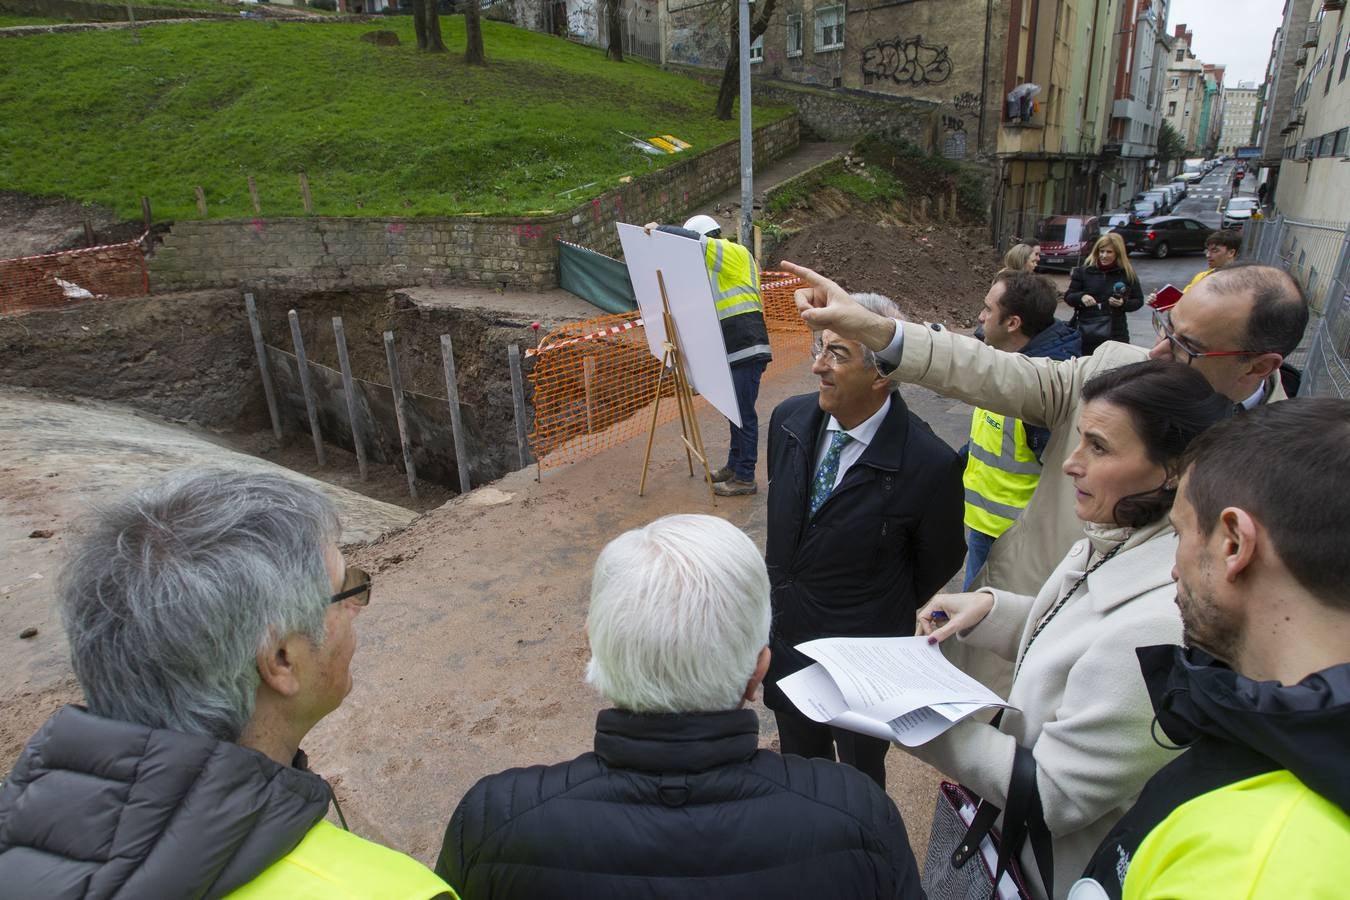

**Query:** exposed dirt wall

left=0, top=290, right=266, bottom=429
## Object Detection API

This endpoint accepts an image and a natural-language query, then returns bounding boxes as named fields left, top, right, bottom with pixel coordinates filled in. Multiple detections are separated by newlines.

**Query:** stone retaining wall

left=149, top=115, right=799, bottom=293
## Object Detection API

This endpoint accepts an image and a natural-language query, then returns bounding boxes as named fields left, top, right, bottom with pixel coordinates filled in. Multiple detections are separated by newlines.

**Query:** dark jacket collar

left=0, top=705, right=332, bottom=898
left=594, top=708, right=761, bottom=773
left=779, top=392, right=912, bottom=474
left=1022, top=319, right=1082, bottom=361
left=1139, top=645, right=1350, bottom=814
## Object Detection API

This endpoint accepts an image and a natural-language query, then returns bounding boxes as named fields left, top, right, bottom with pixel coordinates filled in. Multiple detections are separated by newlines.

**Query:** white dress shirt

left=813, top=395, right=893, bottom=491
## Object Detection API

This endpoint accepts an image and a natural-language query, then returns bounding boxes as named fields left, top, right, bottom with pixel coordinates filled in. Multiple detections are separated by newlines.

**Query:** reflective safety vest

left=1120, top=769, right=1350, bottom=899
left=962, top=407, right=1043, bottom=538
left=703, top=238, right=771, bottom=365
left=227, top=820, right=457, bottom=900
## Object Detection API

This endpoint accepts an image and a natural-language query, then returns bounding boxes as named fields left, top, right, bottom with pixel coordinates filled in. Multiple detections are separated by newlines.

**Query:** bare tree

left=414, top=0, right=447, bottom=53
left=464, top=0, right=485, bottom=65
left=604, top=0, right=623, bottom=62
left=714, top=0, right=777, bottom=120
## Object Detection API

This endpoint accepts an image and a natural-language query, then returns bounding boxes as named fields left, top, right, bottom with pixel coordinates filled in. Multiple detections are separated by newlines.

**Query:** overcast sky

left=1163, top=0, right=1286, bottom=86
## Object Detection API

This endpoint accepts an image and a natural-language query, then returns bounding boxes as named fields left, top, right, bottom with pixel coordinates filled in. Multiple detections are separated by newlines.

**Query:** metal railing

left=1242, top=214, right=1350, bottom=398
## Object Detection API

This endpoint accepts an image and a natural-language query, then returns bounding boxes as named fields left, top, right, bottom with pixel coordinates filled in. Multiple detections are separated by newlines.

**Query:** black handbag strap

left=949, top=714, right=1055, bottom=900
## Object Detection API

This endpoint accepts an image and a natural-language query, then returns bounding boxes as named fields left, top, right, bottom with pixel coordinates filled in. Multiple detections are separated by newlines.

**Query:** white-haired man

left=645, top=216, right=772, bottom=496
left=437, top=514, right=924, bottom=899
left=0, top=470, right=452, bottom=899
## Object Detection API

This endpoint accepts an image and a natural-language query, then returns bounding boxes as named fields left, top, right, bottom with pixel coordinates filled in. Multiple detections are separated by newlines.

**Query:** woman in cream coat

left=912, top=360, right=1233, bottom=900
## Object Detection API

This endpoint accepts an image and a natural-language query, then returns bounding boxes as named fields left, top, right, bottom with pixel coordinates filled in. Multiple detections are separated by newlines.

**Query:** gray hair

left=60, top=469, right=340, bottom=742
left=850, top=292, right=902, bottom=371
left=585, top=514, right=770, bottom=714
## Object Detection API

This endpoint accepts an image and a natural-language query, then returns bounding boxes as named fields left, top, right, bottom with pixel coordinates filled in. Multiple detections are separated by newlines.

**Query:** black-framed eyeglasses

left=1151, top=308, right=1259, bottom=364
left=330, top=565, right=372, bottom=606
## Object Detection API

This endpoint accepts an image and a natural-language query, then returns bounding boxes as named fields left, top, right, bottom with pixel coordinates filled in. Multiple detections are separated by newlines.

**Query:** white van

left=1177, top=159, right=1205, bottom=184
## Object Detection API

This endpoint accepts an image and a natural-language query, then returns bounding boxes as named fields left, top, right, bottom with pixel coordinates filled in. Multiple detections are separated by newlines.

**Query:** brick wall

left=149, top=115, right=799, bottom=293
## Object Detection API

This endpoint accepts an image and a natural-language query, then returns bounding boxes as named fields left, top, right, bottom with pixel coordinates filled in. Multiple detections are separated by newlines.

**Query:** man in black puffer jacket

left=436, top=514, right=923, bottom=900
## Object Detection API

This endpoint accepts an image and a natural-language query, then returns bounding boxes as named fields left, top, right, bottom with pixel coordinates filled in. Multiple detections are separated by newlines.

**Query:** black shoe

left=708, top=466, right=735, bottom=483
left=713, top=478, right=758, bottom=497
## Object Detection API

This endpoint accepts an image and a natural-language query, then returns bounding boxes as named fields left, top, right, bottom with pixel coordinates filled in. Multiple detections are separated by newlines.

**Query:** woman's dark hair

left=1081, top=360, right=1234, bottom=527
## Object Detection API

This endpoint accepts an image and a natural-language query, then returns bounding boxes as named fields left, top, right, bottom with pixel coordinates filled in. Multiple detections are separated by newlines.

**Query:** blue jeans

left=727, top=359, right=767, bottom=481
left=964, top=528, right=997, bottom=590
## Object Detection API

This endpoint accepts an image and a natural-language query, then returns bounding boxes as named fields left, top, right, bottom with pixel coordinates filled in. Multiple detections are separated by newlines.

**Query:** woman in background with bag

left=1064, top=234, right=1142, bottom=355
left=909, top=360, right=1232, bottom=900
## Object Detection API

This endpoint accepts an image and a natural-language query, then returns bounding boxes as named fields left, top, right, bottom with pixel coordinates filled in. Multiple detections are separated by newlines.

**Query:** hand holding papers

left=776, top=637, right=1013, bottom=746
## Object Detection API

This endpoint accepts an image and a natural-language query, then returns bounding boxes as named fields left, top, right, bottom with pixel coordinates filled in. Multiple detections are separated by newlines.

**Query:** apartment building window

left=750, top=34, right=764, bottom=63
left=1169, top=76, right=1179, bottom=89
left=1176, top=49, right=1185, bottom=62
left=815, top=5, right=844, bottom=52
left=786, top=13, right=802, bottom=57
left=1335, top=128, right=1349, bottom=156
left=1168, top=100, right=1176, bottom=115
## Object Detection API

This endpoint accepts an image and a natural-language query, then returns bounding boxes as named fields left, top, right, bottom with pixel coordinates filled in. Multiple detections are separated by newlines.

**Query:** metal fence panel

left=1241, top=215, right=1350, bottom=398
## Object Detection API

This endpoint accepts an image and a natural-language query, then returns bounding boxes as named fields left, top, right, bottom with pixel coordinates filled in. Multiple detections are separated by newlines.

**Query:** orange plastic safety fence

left=528, top=273, right=808, bottom=470
left=0, top=238, right=150, bottom=316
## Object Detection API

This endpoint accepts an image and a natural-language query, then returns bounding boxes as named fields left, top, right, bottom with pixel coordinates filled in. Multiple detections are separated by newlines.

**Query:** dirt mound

left=0, top=191, right=139, bottom=259
left=770, top=217, right=999, bottom=329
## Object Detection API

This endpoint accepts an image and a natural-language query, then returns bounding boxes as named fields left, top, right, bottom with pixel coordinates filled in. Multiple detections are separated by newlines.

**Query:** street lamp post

left=738, top=0, right=753, bottom=246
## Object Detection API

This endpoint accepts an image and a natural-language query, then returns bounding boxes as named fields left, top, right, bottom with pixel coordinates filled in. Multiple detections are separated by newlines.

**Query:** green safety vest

left=962, top=407, right=1043, bottom=537
left=703, top=239, right=770, bottom=364
left=227, top=820, right=456, bottom=900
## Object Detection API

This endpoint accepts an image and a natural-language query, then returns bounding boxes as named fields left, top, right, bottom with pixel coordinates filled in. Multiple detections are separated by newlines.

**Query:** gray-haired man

left=0, top=470, right=452, bottom=899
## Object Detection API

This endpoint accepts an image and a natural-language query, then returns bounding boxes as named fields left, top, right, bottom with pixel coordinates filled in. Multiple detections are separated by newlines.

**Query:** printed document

left=776, top=636, right=1013, bottom=746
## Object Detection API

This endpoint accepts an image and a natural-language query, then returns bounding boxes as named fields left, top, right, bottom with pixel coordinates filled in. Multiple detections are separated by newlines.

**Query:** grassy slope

left=0, top=19, right=787, bottom=219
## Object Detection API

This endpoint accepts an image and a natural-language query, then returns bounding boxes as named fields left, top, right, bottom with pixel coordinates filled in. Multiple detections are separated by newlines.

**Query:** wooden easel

left=638, top=270, right=717, bottom=502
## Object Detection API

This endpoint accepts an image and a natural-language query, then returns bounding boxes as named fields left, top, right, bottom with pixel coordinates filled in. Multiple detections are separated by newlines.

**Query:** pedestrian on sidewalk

left=644, top=216, right=771, bottom=497
left=1064, top=234, right=1144, bottom=355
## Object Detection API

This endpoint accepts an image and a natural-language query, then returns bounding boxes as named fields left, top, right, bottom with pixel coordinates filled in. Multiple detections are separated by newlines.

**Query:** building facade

left=1105, top=0, right=1171, bottom=207
left=1220, top=82, right=1261, bottom=152
left=1271, top=0, right=1350, bottom=223
left=1162, top=25, right=1207, bottom=153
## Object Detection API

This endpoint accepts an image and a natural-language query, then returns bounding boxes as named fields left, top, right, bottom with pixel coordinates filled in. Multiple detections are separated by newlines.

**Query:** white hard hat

left=683, top=214, right=723, bottom=237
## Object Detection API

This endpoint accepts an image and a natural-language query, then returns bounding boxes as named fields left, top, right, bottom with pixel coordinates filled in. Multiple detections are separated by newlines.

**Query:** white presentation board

left=616, top=223, right=741, bottom=428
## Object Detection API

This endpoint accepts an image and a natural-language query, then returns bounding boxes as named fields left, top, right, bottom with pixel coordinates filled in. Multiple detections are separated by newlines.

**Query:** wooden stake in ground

left=248, top=176, right=261, bottom=215
left=637, top=270, right=716, bottom=502
left=288, top=310, right=326, bottom=467
left=243, top=293, right=284, bottom=442
left=440, top=334, right=473, bottom=494
left=141, top=196, right=153, bottom=233
left=508, top=344, right=530, bottom=470
left=194, top=186, right=208, bottom=218
left=82, top=220, right=96, bottom=247
left=384, top=331, right=418, bottom=499
left=332, top=316, right=368, bottom=482
left=299, top=172, right=313, bottom=214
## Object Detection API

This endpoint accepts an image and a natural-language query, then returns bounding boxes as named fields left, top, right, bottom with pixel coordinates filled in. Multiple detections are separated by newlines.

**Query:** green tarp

left=557, top=239, right=638, bottom=314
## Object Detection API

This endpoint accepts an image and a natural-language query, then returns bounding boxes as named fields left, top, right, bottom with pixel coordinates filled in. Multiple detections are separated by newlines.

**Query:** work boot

left=713, top=478, right=757, bottom=497
left=708, top=466, right=735, bottom=483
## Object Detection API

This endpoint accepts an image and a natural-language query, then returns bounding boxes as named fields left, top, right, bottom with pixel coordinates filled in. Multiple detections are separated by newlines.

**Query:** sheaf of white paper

left=796, top=636, right=1013, bottom=722
left=777, top=665, right=983, bottom=746
left=615, top=223, right=741, bottom=428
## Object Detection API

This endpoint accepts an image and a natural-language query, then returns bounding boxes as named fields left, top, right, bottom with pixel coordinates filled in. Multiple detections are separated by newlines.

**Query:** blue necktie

left=808, top=431, right=853, bottom=518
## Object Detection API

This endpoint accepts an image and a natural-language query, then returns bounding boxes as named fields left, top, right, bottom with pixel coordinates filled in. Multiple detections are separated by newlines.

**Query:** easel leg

left=672, top=363, right=696, bottom=477
left=638, top=350, right=672, bottom=496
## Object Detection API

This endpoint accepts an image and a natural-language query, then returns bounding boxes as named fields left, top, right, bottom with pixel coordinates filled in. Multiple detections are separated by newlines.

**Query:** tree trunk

left=605, top=0, right=623, bottom=62
left=415, top=0, right=447, bottom=53
left=464, top=0, right=485, bottom=65
left=713, top=0, right=776, bottom=120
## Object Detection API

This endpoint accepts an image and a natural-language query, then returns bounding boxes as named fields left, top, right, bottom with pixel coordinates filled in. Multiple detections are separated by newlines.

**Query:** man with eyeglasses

left=0, top=469, right=453, bottom=899
left=779, top=261, right=1307, bottom=608
left=762, top=291, right=965, bottom=787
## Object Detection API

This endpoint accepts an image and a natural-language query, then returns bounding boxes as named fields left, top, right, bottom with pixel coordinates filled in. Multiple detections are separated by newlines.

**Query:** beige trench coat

left=911, top=520, right=1183, bottom=900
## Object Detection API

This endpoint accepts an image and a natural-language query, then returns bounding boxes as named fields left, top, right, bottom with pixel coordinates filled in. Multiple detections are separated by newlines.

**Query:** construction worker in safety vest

left=0, top=470, right=455, bottom=899
left=962, top=270, right=1081, bottom=588
left=645, top=215, right=773, bottom=496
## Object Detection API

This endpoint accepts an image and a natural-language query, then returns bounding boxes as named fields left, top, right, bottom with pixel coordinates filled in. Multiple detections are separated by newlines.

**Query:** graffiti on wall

left=951, top=91, right=982, bottom=114
left=567, top=0, right=598, bottom=44
left=860, top=35, right=953, bottom=87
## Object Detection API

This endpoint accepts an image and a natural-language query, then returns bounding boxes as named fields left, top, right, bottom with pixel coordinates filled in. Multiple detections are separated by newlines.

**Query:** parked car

left=1222, top=197, right=1259, bottom=229
left=1033, top=215, right=1100, bottom=271
left=1112, top=216, right=1215, bottom=258
left=1131, top=197, right=1160, bottom=218
left=1164, top=182, right=1186, bottom=203
left=1169, top=177, right=1193, bottom=196
left=1142, top=190, right=1172, bottom=215
left=1100, top=211, right=1135, bottom=236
